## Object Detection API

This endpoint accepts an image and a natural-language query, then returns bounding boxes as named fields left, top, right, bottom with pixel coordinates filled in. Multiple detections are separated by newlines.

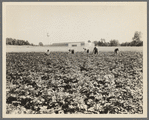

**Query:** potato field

left=6, top=51, right=143, bottom=114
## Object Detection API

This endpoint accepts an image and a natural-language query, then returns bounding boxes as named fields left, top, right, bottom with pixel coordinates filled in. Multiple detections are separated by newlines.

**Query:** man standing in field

left=86, top=49, right=89, bottom=53
left=71, top=49, right=74, bottom=54
left=93, top=46, right=98, bottom=54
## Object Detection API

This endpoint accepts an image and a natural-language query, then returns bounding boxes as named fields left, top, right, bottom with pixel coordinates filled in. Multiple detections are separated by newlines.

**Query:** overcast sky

left=4, top=2, right=147, bottom=45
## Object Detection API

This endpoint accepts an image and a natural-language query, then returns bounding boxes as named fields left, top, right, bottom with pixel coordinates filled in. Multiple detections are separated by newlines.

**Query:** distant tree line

left=39, top=42, right=44, bottom=46
left=6, top=31, right=143, bottom=47
left=51, top=43, right=68, bottom=46
left=6, top=38, right=34, bottom=46
left=94, top=39, right=120, bottom=46
left=94, top=31, right=143, bottom=47
left=121, top=31, right=143, bottom=46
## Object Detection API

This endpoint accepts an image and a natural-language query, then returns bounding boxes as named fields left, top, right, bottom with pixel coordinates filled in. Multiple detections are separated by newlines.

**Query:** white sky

left=4, top=2, right=147, bottom=45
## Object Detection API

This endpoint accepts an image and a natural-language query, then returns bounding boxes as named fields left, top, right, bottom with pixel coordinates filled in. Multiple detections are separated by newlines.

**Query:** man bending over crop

left=83, top=48, right=89, bottom=54
left=114, top=48, right=119, bottom=55
left=45, top=50, right=50, bottom=55
left=69, top=49, right=71, bottom=54
left=69, top=49, right=74, bottom=54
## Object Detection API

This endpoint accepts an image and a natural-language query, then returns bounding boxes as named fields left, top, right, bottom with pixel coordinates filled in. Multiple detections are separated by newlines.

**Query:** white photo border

left=2, top=2, right=147, bottom=118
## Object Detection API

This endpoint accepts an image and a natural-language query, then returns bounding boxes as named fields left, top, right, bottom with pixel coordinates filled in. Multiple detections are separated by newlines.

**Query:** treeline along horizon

left=94, top=39, right=143, bottom=46
left=6, top=31, right=143, bottom=46
left=6, top=38, right=33, bottom=46
left=94, top=31, right=143, bottom=46
left=6, top=38, right=143, bottom=47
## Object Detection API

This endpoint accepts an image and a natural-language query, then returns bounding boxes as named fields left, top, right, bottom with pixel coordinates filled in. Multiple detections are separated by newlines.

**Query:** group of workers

left=69, top=46, right=98, bottom=54
left=45, top=46, right=119, bottom=55
left=68, top=46, right=98, bottom=54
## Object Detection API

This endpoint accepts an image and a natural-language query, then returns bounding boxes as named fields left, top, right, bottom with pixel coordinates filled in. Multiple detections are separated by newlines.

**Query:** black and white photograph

left=2, top=2, right=147, bottom=118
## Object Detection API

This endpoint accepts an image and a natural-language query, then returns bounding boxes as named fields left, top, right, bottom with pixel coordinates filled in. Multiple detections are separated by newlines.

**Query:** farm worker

left=68, top=49, right=74, bottom=54
left=87, top=49, right=89, bottom=53
left=83, top=48, right=89, bottom=54
left=114, top=48, right=119, bottom=55
left=45, top=49, right=50, bottom=55
left=83, top=48, right=86, bottom=52
left=85, top=40, right=92, bottom=54
left=71, top=49, right=74, bottom=54
left=68, top=49, right=71, bottom=54
left=85, top=48, right=89, bottom=54
left=93, top=46, right=98, bottom=54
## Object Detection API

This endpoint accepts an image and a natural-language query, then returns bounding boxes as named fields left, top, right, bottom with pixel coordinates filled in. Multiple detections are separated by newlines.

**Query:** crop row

left=6, top=51, right=143, bottom=114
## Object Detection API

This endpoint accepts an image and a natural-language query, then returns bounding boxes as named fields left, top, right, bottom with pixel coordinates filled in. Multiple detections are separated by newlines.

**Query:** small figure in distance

left=45, top=49, right=50, bottom=55
left=87, top=49, right=89, bottom=53
left=71, top=49, right=74, bottom=54
left=114, top=48, right=119, bottom=55
left=69, top=49, right=71, bottom=53
left=68, top=49, right=74, bottom=54
left=83, top=48, right=86, bottom=52
left=83, top=48, right=89, bottom=54
left=93, top=46, right=98, bottom=54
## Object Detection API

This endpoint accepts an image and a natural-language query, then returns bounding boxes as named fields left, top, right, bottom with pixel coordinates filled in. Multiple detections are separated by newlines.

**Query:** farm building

left=68, top=42, right=85, bottom=47
left=51, top=41, right=94, bottom=50
left=51, top=42, right=85, bottom=47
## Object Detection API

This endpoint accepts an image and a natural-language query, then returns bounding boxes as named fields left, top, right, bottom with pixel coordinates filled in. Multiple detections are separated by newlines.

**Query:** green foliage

left=51, top=43, right=68, bottom=46
left=120, top=42, right=130, bottom=46
left=6, top=51, right=143, bottom=114
left=94, top=31, right=143, bottom=47
left=109, top=40, right=119, bottom=46
left=130, top=40, right=143, bottom=46
left=94, top=39, right=109, bottom=46
left=121, top=31, right=143, bottom=46
left=132, top=31, right=142, bottom=41
left=6, top=38, right=31, bottom=45
left=94, top=39, right=119, bottom=46
left=39, top=42, right=43, bottom=46
left=94, top=41, right=98, bottom=46
left=88, top=40, right=91, bottom=43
